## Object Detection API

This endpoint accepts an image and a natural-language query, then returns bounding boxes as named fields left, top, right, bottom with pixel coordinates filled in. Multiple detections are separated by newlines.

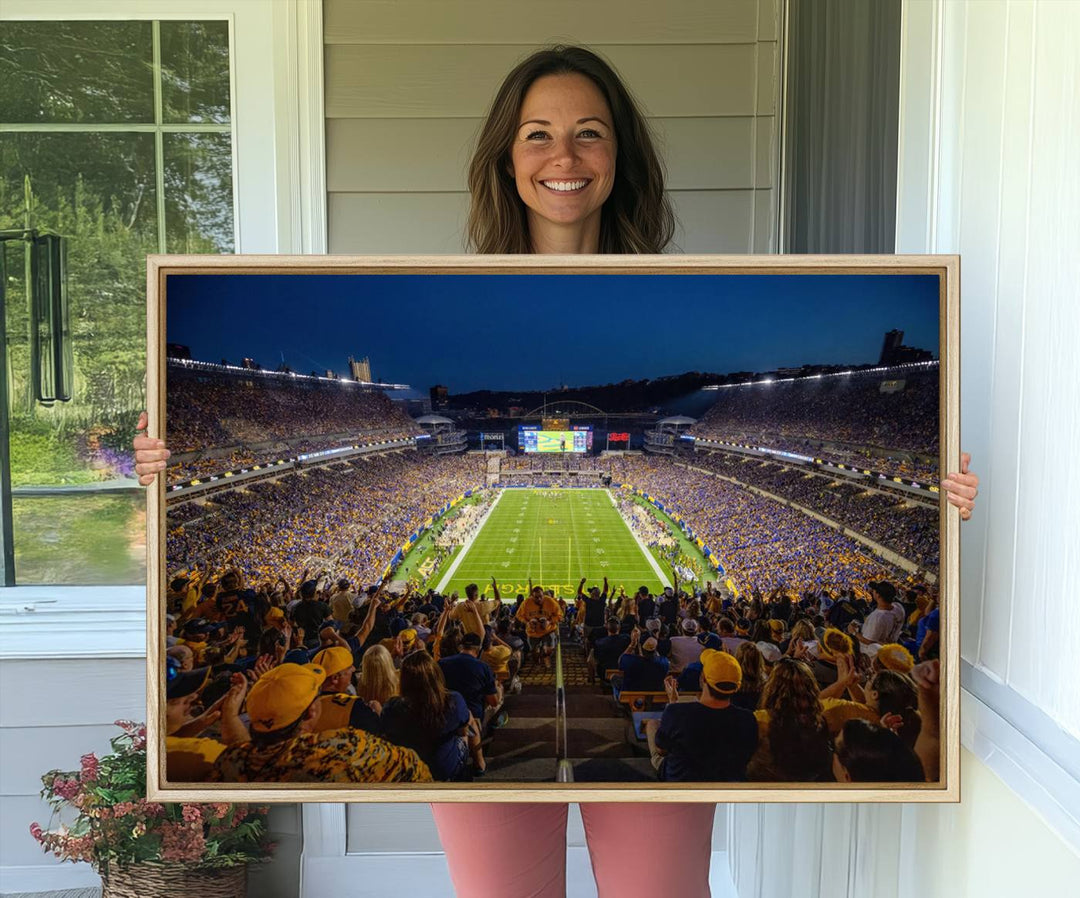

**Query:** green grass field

left=436, top=488, right=670, bottom=599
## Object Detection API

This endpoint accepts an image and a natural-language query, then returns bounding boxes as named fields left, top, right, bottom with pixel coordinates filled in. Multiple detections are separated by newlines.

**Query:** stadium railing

left=554, top=636, right=573, bottom=783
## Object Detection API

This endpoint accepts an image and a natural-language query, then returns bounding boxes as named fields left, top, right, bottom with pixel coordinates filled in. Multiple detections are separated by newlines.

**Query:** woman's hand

left=941, top=452, right=979, bottom=521
left=880, top=712, right=904, bottom=734
left=133, top=411, right=170, bottom=486
left=221, top=673, right=248, bottom=717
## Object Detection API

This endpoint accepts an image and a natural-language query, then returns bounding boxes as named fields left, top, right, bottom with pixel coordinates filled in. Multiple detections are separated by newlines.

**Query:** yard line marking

left=435, top=489, right=505, bottom=593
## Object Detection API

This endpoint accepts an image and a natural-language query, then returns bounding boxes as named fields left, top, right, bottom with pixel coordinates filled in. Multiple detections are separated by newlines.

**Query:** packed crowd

left=165, top=567, right=940, bottom=786
left=690, top=367, right=939, bottom=466
left=167, top=365, right=418, bottom=455
left=502, top=453, right=596, bottom=471
left=166, top=451, right=485, bottom=587
left=605, top=456, right=932, bottom=595
left=576, top=575, right=941, bottom=783
left=165, top=576, right=530, bottom=784
left=692, top=451, right=939, bottom=571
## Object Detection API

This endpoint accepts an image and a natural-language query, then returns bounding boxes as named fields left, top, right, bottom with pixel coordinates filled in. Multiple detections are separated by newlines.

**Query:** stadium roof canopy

left=415, top=414, right=455, bottom=425
left=657, top=415, right=697, bottom=425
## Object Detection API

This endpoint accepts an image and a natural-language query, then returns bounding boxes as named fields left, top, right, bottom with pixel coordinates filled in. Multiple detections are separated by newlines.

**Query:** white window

left=0, top=0, right=324, bottom=653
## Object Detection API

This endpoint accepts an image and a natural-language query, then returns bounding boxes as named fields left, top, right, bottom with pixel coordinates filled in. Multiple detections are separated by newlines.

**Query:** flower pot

left=101, top=861, right=247, bottom=898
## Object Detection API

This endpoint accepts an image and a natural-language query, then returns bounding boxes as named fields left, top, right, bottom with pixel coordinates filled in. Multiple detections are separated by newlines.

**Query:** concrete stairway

left=483, top=640, right=658, bottom=783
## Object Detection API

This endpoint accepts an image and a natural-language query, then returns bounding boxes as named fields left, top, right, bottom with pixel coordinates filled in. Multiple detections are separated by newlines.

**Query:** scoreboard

left=519, top=424, right=593, bottom=453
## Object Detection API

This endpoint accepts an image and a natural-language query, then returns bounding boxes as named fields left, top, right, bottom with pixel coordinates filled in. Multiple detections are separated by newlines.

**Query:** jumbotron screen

left=522, top=430, right=587, bottom=453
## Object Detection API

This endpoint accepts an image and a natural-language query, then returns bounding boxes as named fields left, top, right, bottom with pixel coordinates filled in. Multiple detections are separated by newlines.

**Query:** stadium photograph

left=155, top=266, right=948, bottom=794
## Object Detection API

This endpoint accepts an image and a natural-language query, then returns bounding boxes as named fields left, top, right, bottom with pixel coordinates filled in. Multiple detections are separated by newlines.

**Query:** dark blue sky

left=167, top=273, right=939, bottom=393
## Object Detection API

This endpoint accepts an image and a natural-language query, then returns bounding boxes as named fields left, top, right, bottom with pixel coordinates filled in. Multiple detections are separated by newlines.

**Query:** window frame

left=0, top=0, right=326, bottom=650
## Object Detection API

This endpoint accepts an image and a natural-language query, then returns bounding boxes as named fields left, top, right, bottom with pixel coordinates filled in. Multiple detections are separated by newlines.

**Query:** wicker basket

left=100, top=862, right=247, bottom=898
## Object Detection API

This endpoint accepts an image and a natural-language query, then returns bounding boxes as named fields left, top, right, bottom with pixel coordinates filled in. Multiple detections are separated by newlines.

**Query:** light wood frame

left=146, top=253, right=960, bottom=803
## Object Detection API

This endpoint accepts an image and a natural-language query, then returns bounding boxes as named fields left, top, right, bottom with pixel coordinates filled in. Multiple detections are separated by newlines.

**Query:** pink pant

left=431, top=802, right=716, bottom=898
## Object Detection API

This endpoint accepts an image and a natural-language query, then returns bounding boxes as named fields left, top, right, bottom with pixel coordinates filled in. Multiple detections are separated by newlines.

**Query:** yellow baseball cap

left=876, top=643, right=915, bottom=672
left=311, top=646, right=354, bottom=677
left=818, top=628, right=854, bottom=660
left=246, top=663, right=326, bottom=733
left=700, top=649, right=742, bottom=694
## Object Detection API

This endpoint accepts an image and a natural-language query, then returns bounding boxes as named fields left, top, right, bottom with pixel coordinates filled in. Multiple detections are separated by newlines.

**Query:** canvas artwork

left=147, top=255, right=959, bottom=803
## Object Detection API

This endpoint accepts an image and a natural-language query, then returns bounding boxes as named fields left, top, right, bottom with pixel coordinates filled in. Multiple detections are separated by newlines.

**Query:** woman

left=833, top=718, right=926, bottom=783
left=730, top=640, right=766, bottom=711
left=136, top=43, right=980, bottom=898
left=781, top=618, right=815, bottom=656
left=866, top=669, right=921, bottom=749
left=379, top=651, right=475, bottom=781
left=747, top=657, right=833, bottom=782
left=355, top=643, right=399, bottom=706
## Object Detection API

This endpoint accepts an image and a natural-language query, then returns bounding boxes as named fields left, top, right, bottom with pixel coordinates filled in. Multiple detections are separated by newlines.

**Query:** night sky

left=166, top=273, right=939, bottom=393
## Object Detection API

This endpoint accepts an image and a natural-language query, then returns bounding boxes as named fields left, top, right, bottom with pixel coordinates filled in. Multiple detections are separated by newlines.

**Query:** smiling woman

left=466, top=45, right=674, bottom=255
left=509, top=73, right=617, bottom=252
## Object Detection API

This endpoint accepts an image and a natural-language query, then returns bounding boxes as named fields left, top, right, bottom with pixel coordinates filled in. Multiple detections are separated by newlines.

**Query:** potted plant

left=30, top=720, right=273, bottom=897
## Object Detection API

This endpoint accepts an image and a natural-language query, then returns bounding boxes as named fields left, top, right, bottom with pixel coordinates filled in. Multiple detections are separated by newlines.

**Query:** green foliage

left=2, top=20, right=234, bottom=492
left=12, top=493, right=145, bottom=585
left=31, top=722, right=273, bottom=873
left=8, top=428, right=93, bottom=485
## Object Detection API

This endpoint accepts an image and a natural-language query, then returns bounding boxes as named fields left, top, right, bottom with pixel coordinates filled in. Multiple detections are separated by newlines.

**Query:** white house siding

left=324, top=0, right=782, bottom=254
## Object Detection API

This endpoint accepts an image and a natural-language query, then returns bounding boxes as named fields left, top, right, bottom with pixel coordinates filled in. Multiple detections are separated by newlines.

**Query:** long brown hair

left=399, top=651, right=454, bottom=734
left=467, top=45, right=675, bottom=254
left=735, top=641, right=766, bottom=696
left=869, top=670, right=921, bottom=748
left=759, top=658, right=831, bottom=781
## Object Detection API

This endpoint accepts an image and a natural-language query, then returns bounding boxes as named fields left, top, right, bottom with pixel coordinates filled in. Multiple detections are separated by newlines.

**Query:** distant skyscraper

left=348, top=356, right=372, bottom=382
left=430, top=384, right=449, bottom=410
left=880, top=330, right=904, bottom=365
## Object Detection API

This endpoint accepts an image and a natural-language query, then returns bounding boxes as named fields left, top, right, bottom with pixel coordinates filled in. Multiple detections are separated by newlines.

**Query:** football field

left=436, top=489, right=670, bottom=599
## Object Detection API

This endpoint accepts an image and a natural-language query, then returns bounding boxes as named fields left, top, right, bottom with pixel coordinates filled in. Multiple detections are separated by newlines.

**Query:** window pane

left=160, top=21, right=232, bottom=124
left=2, top=132, right=156, bottom=585
left=12, top=493, right=146, bottom=585
left=164, top=133, right=235, bottom=253
left=0, top=21, right=154, bottom=124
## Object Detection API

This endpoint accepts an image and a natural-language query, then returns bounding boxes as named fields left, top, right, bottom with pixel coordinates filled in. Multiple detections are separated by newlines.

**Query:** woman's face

left=509, top=73, right=616, bottom=238
left=866, top=686, right=880, bottom=713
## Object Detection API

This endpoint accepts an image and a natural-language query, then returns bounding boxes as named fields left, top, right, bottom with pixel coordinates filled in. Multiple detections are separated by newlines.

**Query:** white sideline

left=434, top=489, right=505, bottom=593
left=605, top=489, right=671, bottom=589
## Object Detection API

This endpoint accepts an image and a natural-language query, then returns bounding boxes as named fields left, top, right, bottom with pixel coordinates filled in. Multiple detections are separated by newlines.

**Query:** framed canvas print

left=145, top=254, right=959, bottom=803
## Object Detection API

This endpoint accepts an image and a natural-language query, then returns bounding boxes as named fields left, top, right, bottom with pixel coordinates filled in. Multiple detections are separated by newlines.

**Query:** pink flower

left=136, top=799, right=165, bottom=817
left=52, top=777, right=80, bottom=801
left=160, top=822, right=206, bottom=863
left=112, top=801, right=136, bottom=818
left=181, top=805, right=202, bottom=824
left=80, top=753, right=100, bottom=782
left=29, top=822, right=44, bottom=842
